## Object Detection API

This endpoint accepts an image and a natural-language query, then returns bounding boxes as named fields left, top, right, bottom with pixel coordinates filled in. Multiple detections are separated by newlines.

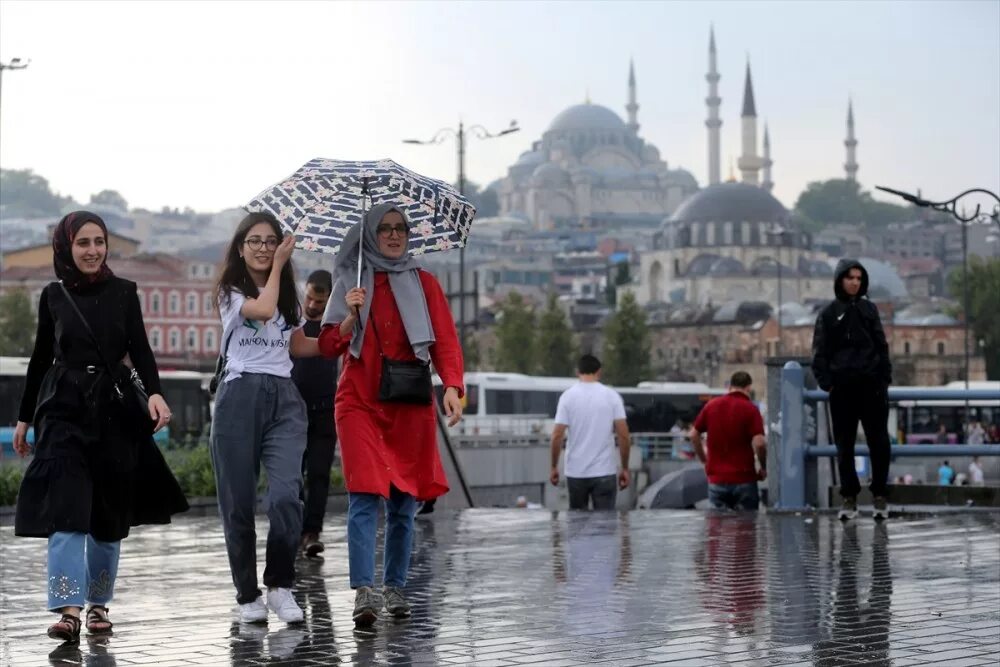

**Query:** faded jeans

left=708, top=482, right=760, bottom=511
left=567, top=475, right=618, bottom=510
left=347, top=486, right=417, bottom=589
left=47, top=532, right=121, bottom=611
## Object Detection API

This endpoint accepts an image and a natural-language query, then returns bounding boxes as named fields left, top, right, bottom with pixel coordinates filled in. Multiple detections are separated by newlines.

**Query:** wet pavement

left=1, top=510, right=999, bottom=666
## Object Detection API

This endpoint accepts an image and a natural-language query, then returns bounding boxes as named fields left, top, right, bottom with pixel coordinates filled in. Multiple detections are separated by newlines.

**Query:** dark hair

left=306, top=269, right=333, bottom=294
left=216, top=211, right=300, bottom=326
left=730, top=371, right=753, bottom=388
left=578, top=354, right=602, bottom=375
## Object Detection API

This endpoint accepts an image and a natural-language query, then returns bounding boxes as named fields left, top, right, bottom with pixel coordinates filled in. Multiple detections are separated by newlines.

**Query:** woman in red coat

left=319, top=202, right=464, bottom=628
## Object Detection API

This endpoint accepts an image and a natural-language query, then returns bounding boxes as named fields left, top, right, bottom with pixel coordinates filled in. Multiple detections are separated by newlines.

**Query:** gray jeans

left=708, top=482, right=760, bottom=511
left=567, top=475, right=618, bottom=510
left=210, top=373, right=307, bottom=604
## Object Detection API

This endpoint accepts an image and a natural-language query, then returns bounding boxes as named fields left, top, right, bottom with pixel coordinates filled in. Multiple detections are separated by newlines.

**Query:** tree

left=601, top=291, right=651, bottom=386
left=493, top=291, right=536, bottom=373
left=89, top=189, right=129, bottom=211
left=794, top=179, right=915, bottom=227
left=0, top=289, right=37, bottom=356
left=455, top=179, right=500, bottom=218
left=535, top=293, right=576, bottom=376
left=463, top=331, right=482, bottom=371
left=0, top=169, right=75, bottom=218
left=948, top=257, right=1000, bottom=380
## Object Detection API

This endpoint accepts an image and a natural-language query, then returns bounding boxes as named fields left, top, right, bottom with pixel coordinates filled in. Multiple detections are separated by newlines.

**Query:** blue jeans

left=47, top=532, right=121, bottom=611
left=708, top=482, right=760, bottom=511
left=347, top=487, right=417, bottom=589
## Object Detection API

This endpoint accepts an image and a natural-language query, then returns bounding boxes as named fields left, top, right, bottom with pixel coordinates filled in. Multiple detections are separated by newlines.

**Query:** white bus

left=895, top=381, right=1000, bottom=444
left=434, top=371, right=724, bottom=435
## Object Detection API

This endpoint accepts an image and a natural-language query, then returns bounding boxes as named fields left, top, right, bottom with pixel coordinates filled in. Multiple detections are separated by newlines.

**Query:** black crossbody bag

left=369, top=311, right=433, bottom=405
left=58, top=282, right=152, bottom=429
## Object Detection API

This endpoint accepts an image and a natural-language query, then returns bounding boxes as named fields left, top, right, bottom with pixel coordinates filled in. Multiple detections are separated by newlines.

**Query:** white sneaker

left=266, top=587, right=304, bottom=623
left=239, top=596, right=268, bottom=623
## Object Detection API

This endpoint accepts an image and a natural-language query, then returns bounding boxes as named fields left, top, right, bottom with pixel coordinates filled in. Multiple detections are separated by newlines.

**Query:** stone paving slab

left=1, top=510, right=999, bottom=666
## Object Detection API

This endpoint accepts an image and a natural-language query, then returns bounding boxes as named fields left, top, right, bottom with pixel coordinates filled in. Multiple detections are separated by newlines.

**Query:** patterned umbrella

left=246, top=158, right=476, bottom=257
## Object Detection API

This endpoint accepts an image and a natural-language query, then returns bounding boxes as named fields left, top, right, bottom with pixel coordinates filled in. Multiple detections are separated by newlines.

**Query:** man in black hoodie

left=812, top=259, right=892, bottom=520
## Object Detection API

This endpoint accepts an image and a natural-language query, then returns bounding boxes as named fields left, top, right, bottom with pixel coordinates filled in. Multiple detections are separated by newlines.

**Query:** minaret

left=705, top=26, right=722, bottom=185
left=737, top=60, right=762, bottom=185
left=761, top=123, right=774, bottom=192
left=844, top=99, right=858, bottom=182
left=626, top=59, right=639, bottom=133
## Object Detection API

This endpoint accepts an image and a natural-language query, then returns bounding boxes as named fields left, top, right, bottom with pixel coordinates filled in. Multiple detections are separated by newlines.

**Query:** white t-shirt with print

left=218, top=290, right=297, bottom=383
left=554, top=381, right=627, bottom=479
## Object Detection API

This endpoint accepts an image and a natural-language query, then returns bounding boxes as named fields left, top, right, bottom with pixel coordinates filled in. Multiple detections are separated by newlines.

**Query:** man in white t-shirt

left=550, top=355, right=631, bottom=510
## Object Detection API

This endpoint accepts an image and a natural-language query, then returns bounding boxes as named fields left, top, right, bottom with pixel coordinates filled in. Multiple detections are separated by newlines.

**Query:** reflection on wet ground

left=2, top=510, right=998, bottom=665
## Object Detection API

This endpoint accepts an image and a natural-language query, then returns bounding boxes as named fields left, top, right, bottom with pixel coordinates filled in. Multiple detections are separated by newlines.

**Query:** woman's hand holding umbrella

left=340, top=288, right=367, bottom=336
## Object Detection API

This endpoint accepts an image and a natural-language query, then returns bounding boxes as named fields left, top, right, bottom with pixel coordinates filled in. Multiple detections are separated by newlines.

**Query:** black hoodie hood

left=833, top=258, right=869, bottom=301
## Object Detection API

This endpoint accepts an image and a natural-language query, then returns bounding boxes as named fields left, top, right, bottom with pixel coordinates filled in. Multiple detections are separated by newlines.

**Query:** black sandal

left=47, top=613, right=81, bottom=642
left=86, top=605, right=113, bottom=635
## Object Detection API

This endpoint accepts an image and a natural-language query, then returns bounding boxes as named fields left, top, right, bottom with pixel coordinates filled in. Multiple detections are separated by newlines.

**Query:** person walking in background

left=933, top=423, right=949, bottom=444
left=690, top=371, right=767, bottom=511
left=318, top=203, right=464, bottom=628
left=12, top=211, right=187, bottom=642
left=938, top=460, right=955, bottom=486
left=968, top=457, right=985, bottom=487
left=291, top=270, right=339, bottom=559
left=212, top=212, right=321, bottom=625
left=967, top=421, right=986, bottom=446
left=549, top=354, right=631, bottom=511
left=812, top=259, right=893, bottom=521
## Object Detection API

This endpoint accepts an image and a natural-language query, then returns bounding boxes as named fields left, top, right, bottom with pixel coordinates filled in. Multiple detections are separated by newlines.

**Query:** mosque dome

left=530, top=162, right=571, bottom=188
left=547, top=103, right=626, bottom=132
left=669, top=182, right=788, bottom=223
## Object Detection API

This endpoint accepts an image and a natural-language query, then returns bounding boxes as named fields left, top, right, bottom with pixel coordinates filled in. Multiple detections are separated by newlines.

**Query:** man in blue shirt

left=937, top=461, right=955, bottom=486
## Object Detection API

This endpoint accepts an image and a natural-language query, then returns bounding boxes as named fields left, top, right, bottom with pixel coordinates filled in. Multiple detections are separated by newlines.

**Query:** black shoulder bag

left=369, top=311, right=433, bottom=405
left=58, top=282, right=152, bottom=428
left=208, top=329, right=235, bottom=396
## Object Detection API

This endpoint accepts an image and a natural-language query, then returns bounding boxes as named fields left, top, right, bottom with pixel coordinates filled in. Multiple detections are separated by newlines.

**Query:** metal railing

left=777, top=361, right=1000, bottom=509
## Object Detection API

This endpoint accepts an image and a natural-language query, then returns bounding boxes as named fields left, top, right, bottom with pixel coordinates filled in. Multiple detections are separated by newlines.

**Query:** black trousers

left=829, top=381, right=891, bottom=498
left=301, top=406, right=337, bottom=535
left=567, top=475, right=617, bottom=510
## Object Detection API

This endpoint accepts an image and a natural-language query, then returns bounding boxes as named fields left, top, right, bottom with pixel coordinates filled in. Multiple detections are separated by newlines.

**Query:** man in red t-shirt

left=690, top=371, right=767, bottom=510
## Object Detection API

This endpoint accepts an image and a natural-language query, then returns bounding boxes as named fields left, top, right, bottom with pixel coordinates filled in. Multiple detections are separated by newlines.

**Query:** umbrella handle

left=356, top=177, right=370, bottom=288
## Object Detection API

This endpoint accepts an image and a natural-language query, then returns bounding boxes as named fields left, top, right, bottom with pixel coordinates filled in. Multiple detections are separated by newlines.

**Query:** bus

left=895, top=381, right=1000, bottom=444
left=434, top=372, right=724, bottom=436
left=0, top=356, right=213, bottom=455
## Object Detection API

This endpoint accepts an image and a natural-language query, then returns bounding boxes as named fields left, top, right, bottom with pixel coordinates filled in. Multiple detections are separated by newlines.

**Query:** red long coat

left=318, top=270, right=464, bottom=500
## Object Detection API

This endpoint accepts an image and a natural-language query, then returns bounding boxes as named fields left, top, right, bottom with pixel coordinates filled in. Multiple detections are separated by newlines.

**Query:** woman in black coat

left=12, top=211, right=188, bottom=642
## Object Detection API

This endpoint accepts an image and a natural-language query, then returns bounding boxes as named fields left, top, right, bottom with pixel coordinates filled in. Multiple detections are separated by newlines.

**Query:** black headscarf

left=52, top=210, right=115, bottom=291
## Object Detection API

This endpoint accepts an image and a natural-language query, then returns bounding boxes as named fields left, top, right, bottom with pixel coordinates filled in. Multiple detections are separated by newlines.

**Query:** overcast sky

left=1, top=0, right=997, bottom=215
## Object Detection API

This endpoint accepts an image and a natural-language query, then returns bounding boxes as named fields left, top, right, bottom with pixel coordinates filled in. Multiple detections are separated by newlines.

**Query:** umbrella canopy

left=637, top=465, right=708, bottom=509
left=246, top=158, right=477, bottom=256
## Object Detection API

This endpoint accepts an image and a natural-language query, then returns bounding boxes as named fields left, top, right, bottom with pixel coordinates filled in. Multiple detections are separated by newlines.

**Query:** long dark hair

left=216, top=211, right=301, bottom=326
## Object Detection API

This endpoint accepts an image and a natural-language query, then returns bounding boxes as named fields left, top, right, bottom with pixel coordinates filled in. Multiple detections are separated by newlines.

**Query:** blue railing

left=777, top=361, right=1000, bottom=509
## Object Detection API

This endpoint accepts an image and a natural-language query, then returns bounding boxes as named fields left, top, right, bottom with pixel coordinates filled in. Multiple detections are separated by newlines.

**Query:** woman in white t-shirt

left=211, top=211, right=319, bottom=625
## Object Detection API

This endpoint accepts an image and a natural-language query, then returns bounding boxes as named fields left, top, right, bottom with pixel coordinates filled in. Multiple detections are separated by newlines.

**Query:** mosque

left=494, top=28, right=863, bottom=307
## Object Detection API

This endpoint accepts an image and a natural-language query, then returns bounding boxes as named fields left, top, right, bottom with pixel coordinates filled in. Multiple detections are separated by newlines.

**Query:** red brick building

left=0, top=254, right=221, bottom=371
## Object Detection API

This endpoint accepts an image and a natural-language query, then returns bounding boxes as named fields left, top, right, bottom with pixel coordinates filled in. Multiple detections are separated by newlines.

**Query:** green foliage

left=794, top=179, right=914, bottom=227
left=0, top=462, right=25, bottom=506
left=0, top=289, right=37, bottom=356
left=535, top=293, right=576, bottom=377
left=463, top=332, right=482, bottom=371
left=601, top=291, right=651, bottom=386
left=164, top=445, right=217, bottom=497
left=494, top=291, right=537, bottom=373
left=89, top=189, right=128, bottom=211
left=948, top=257, right=1000, bottom=380
left=0, top=169, right=77, bottom=218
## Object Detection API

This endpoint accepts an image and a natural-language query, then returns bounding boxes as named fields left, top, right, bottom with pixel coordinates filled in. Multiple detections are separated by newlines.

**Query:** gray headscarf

left=324, top=202, right=435, bottom=361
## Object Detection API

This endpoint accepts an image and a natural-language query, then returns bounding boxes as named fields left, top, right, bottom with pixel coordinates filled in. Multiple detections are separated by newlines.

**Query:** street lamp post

left=404, top=120, right=520, bottom=351
left=876, top=185, right=1000, bottom=419
left=766, top=224, right=786, bottom=357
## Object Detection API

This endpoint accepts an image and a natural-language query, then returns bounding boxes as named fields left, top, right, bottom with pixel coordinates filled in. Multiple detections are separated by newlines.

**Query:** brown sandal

left=86, top=605, right=113, bottom=635
left=47, top=613, right=81, bottom=642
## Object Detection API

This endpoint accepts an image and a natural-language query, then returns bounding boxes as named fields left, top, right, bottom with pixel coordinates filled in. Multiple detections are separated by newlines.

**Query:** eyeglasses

left=244, top=237, right=280, bottom=251
left=376, top=224, right=408, bottom=237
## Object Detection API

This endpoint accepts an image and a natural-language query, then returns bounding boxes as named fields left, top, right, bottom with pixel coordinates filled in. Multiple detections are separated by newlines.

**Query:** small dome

left=514, top=150, right=545, bottom=167
left=670, top=182, right=788, bottom=224
left=530, top=162, right=570, bottom=188
left=686, top=253, right=722, bottom=277
left=547, top=104, right=626, bottom=132
left=708, top=257, right=745, bottom=276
